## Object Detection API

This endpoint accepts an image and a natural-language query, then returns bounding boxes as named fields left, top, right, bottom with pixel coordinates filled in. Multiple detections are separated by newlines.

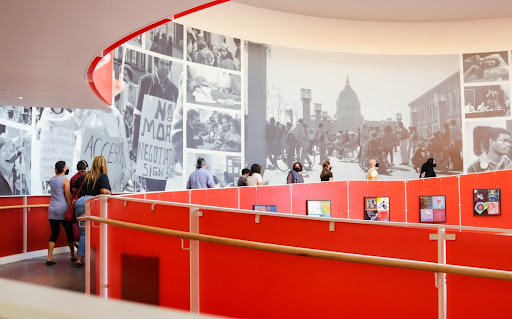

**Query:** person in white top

left=368, top=158, right=379, bottom=181
left=246, top=163, right=263, bottom=186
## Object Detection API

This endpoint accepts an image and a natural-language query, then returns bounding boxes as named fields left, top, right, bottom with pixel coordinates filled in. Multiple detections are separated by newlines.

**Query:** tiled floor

left=0, top=253, right=85, bottom=293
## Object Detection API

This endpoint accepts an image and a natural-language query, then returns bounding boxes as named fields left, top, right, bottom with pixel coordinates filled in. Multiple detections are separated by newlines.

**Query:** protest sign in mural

left=135, top=95, right=175, bottom=180
left=39, top=127, right=75, bottom=181
left=81, top=129, right=125, bottom=192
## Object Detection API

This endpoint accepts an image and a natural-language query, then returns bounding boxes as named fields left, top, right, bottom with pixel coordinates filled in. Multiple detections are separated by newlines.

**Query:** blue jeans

left=74, top=196, right=92, bottom=257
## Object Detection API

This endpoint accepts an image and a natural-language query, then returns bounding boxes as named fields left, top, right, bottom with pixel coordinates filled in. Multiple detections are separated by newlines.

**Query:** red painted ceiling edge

left=86, top=0, right=230, bottom=106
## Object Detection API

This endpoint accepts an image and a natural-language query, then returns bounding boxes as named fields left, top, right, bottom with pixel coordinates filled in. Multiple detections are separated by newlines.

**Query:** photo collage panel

left=473, top=189, right=501, bottom=216
left=419, top=195, right=446, bottom=223
left=364, top=197, right=390, bottom=221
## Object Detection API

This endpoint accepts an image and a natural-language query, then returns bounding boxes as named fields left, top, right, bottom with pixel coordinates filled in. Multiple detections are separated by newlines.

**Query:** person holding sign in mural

left=132, top=56, right=179, bottom=191
left=72, top=156, right=111, bottom=268
left=47, top=161, right=76, bottom=265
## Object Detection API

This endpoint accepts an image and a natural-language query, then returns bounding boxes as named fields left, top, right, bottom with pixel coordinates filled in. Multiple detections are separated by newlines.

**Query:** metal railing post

left=22, top=196, right=27, bottom=253
left=437, top=227, right=447, bottom=319
left=189, top=207, right=201, bottom=313
left=85, top=199, right=91, bottom=295
left=99, top=196, right=109, bottom=299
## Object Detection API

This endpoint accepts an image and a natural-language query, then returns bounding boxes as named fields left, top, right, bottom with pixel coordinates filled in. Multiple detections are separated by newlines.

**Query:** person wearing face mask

left=320, top=161, right=333, bottom=181
left=47, top=161, right=76, bottom=265
left=287, top=162, right=304, bottom=184
left=368, top=159, right=379, bottom=181
left=420, top=158, right=437, bottom=178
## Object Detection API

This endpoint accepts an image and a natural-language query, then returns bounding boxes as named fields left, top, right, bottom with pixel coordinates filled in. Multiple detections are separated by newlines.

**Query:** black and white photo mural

left=2, top=23, right=512, bottom=196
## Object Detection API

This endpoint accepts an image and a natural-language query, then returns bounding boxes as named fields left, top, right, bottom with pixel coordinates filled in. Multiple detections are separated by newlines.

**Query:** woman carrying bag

left=47, top=161, right=76, bottom=265
left=72, top=156, right=111, bottom=267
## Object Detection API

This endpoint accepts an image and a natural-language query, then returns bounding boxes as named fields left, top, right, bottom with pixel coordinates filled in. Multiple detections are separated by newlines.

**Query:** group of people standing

left=47, top=156, right=111, bottom=268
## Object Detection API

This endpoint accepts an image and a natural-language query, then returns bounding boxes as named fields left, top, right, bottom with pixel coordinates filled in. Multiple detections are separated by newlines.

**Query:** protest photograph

left=185, top=107, right=242, bottom=153
left=186, top=65, right=241, bottom=111
left=129, top=51, right=184, bottom=192
left=184, top=151, right=242, bottom=188
left=464, top=84, right=510, bottom=119
left=0, top=124, right=31, bottom=195
left=249, top=44, right=462, bottom=185
left=143, top=21, right=184, bottom=59
left=0, top=106, right=32, bottom=126
left=463, top=51, right=509, bottom=83
left=128, top=34, right=142, bottom=48
left=464, top=120, right=512, bottom=173
left=186, top=26, right=241, bottom=71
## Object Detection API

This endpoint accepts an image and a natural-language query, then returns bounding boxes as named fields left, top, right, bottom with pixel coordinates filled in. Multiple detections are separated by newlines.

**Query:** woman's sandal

left=75, top=261, right=84, bottom=268
left=46, top=260, right=56, bottom=266
left=71, top=257, right=77, bottom=262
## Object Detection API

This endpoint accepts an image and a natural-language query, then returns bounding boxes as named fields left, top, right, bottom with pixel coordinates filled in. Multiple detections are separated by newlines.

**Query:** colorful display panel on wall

left=253, top=205, right=277, bottom=213
left=364, top=197, right=390, bottom=221
left=306, top=200, right=331, bottom=217
left=419, top=195, right=446, bottom=223
left=473, top=189, right=501, bottom=216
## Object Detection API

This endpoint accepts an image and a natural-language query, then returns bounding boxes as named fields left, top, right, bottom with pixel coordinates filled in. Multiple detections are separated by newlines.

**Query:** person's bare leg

left=68, top=242, right=76, bottom=259
left=47, top=241, right=56, bottom=261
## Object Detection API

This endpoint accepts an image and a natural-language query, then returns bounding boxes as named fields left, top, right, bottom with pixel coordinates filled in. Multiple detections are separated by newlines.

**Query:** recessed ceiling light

left=18, top=96, right=23, bottom=100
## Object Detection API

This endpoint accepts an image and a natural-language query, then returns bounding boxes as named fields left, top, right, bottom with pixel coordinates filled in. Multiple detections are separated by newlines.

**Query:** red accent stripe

left=86, top=0, right=229, bottom=106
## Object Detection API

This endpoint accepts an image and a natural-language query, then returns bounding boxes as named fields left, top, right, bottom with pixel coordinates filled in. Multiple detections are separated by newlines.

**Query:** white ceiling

left=234, top=0, right=512, bottom=22
left=0, top=0, right=210, bottom=109
left=2, top=0, right=512, bottom=109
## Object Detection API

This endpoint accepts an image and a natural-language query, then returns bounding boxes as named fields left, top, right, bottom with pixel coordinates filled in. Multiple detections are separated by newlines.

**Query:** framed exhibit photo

left=253, top=205, right=277, bottom=213
left=306, top=200, right=331, bottom=217
left=419, top=195, right=446, bottom=223
left=364, top=197, right=390, bottom=221
left=473, top=189, right=501, bottom=216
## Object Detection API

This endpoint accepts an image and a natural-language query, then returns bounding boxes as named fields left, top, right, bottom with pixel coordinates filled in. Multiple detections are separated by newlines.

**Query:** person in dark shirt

left=70, top=160, right=88, bottom=194
left=237, top=168, right=250, bottom=186
left=266, top=117, right=279, bottom=168
left=132, top=56, right=179, bottom=191
left=72, top=156, right=111, bottom=267
left=420, top=158, right=437, bottom=178
left=320, top=161, right=333, bottom=181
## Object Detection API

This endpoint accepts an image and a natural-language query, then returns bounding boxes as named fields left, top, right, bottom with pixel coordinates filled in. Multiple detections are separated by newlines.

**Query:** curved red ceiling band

left=86, top=0, right=230, bottom=106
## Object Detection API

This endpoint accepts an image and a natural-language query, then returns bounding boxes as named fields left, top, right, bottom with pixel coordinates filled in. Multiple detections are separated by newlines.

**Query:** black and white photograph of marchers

left=464, top=120, right=512, bottom=173
left=144, top=21, right=184, bottom=59
left=253, top=45, right=463, bottom=185
left=186, top=107, right=242, bottom=153
left=186, top=65, right=241, bottom=111
left=463, top=51, right=509, bottom=83
left=464, top=84, right=510, bottom=119
left=186, top=27, right=241, bottom=71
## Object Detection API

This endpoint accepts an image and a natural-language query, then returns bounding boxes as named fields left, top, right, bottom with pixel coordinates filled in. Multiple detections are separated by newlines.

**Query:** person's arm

left=98, top=174, right=111, bottom=195
left=63, top=178, right=72, bottom=206
left=207, top=173, right=216, bottom=188
left=257, top=174, right=262, bottom=186
left=186, top=177, right=191, bottom=189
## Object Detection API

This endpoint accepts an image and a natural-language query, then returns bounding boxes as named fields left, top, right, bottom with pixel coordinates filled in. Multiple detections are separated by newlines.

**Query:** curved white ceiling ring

left=0, top=0, right=225, bottom=109
left=177, top=2, right=512, bottom=55
left=234, top=0, right=512, bottom=23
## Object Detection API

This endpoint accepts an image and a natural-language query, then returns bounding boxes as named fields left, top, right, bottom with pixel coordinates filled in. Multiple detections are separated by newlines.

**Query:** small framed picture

left=306, top=200, right=331, bottom=217
left=419, top=195, right=446, bottom=223
left=364, top=197, right=390, bottom=221
left=253, top=205, right=277, bottom=213
left=473, top=189, right=501, bottom=216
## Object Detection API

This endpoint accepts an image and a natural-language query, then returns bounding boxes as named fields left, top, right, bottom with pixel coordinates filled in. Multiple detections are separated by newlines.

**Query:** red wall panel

left=406, top=176, right=460, bottom=225
left=198, top=209, right=437, bottom=319
left=239, top=187, right=258, bottom=211
left=446, top=230, right=512, bottom=318
left=0, top=197, right=24, bottom=257
left=26, top=196, right=68, bottom=252
left=103, top=199, right=190, bottom=310
left=190, top=189, right=207, bottom=206
left=459, top=171, right=512, bottom=228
